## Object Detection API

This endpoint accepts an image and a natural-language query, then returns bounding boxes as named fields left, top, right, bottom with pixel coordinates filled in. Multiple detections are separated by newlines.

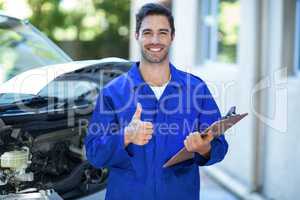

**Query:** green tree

left=28, top=0, right=66, bottom=40
left=27, top=0, right=130, bottom=60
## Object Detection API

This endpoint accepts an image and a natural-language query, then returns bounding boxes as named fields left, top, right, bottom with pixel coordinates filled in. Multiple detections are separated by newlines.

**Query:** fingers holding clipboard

left=163, top=107, right=248, bottom=168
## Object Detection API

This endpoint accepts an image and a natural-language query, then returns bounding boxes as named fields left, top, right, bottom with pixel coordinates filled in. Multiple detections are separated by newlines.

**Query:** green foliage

left=93, top=0, right=130, bottom=55
left=217, top=0, right=240, bottom=63
left=28, top=0, right=66, bottom=39
left=27, top=0, right=130, bottom=59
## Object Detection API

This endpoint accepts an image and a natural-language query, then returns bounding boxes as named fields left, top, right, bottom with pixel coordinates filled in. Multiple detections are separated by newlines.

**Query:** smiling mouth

left=147, top=47, right=163, bottom=53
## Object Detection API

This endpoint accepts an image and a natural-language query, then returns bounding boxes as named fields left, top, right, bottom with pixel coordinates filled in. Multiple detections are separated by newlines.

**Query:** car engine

left=0, top=119, right=107, bottom=199
left=0, top=147, right=33, bottom=186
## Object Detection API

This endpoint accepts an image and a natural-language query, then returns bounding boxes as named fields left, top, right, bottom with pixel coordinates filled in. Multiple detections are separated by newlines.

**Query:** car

left=0, top=12, right=73, bottom=82
left=0, top=12, right=132, bottom=199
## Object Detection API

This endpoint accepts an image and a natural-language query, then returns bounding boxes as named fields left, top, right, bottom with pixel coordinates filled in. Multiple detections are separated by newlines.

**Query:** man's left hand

left=184, top=131, right=214, bottom=159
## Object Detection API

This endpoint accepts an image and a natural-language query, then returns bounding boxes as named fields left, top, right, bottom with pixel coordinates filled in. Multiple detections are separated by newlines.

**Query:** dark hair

left=135, top=3, right=175, bottom=36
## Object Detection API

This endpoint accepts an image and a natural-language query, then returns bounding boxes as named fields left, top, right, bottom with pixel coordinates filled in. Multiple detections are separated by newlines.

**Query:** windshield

left=0, top=93, right=35, bottom=105
left=38, top=79, right=99, bottom=101
left=0, top=79, right=99, bottom=106
left=0, top=15, right=72, bottom=80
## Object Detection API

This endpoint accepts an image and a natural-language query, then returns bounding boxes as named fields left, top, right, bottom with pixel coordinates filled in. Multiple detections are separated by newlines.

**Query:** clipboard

left=163, top=107, right=248, bottom=168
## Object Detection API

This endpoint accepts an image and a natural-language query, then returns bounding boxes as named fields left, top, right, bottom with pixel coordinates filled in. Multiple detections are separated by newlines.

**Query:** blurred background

left=0, top=0, right=130, bottom=60
left=0, top=0, right=130, bottom=81
left=0, top=0, right=299, bottom=200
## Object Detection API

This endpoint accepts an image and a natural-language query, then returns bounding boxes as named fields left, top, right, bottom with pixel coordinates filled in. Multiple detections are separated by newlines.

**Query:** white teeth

left=149, top=48, right=162, bottom=52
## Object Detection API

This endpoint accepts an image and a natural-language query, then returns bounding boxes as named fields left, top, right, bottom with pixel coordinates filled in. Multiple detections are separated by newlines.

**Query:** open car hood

left=0, top=57, right=128, bottom=95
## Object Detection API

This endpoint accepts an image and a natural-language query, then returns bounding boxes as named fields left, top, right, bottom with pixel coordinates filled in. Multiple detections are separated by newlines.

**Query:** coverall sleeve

left=84, top=89, right=131, bottom=169
left=194, top=83, right=229, bottom=166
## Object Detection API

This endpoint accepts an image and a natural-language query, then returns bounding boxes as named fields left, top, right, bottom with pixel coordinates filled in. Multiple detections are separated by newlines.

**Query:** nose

left=150, top=33, right=160, bottom=44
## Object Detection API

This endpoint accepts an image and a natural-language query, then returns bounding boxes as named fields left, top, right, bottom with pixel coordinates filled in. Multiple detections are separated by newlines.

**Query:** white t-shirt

left=149, top=76, right=171, bottom=100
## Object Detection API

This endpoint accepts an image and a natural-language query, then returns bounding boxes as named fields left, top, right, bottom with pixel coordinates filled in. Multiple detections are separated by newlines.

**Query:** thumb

left=133, top=102, right=142, bottom=120
left=205, top=130, right=214, bottom=141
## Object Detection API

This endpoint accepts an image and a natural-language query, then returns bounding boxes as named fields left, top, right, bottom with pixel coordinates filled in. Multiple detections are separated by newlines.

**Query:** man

left=85, top=3, right=228, bottom=200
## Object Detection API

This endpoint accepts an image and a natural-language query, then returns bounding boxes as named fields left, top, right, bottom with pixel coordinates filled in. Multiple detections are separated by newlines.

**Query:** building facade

left=130, top=0, right=299, bottom=199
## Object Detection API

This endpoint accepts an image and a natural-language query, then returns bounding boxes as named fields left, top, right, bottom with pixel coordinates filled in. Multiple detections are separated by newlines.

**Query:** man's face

left=136, top=15, right=174, bottom=64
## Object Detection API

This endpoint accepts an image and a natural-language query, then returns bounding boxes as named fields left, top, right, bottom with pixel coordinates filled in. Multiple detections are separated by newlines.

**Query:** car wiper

left=0, top=96, right=61, bottom=112
left=12, top=95, right=59, bottom=105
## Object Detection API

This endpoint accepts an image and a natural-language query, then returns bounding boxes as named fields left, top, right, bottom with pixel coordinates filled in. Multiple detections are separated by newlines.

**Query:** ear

left=135, top=32, right=139, bottom=40
left=171, top=33, right=175, bottom=41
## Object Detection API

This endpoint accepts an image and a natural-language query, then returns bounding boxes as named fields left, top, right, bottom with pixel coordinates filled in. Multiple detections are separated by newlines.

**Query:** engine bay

left=0, top=120, right=108, bottom=199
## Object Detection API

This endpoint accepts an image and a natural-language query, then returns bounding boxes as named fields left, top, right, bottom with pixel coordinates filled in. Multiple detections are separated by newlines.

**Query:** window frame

left=200, top=0, right=219, bottom=62
left=198, top=0, right=240, bottom=67
left=294, top=0, right=300, bottom=74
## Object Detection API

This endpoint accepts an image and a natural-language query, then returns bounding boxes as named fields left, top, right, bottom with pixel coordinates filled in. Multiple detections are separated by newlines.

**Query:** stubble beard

left=141, top=48, right=169, bottom=64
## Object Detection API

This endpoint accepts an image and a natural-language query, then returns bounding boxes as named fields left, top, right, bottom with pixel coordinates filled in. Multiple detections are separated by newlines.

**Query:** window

left=294, top=0, right=300, bottom=71
left=200, top=0, right=240, bottom=64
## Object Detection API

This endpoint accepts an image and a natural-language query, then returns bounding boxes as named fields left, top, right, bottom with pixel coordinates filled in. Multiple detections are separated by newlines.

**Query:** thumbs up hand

left=124, top=103, right=154, bottom=147
left=132, top=102, right=143, bottom=120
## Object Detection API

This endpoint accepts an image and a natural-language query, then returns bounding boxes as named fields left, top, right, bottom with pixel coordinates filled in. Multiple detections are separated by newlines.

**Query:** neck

left=139, top=58, right=171, bottom=86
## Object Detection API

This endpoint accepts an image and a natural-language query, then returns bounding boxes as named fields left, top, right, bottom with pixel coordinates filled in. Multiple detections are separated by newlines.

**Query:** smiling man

left=85, top=3, right=228, bottom=200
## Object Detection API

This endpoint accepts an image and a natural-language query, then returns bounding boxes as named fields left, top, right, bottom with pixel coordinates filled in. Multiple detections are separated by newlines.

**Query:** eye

left=160, top=31, right=168, bottom=36
left=143, top=31, right=151, bottom=35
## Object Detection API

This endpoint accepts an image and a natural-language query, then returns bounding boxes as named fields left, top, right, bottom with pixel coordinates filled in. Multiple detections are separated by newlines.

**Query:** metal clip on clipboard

left=163, top=106, right=248, bottom=168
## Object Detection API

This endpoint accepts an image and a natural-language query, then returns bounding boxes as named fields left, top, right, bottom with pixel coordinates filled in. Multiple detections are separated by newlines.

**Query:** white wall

left=171, top=0, right=199, bottom=69
left=262, top=0, right=300, bottom=199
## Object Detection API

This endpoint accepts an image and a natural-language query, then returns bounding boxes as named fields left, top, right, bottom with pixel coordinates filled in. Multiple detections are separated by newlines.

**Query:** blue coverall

left=85, top=62, right=228, bottom=200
